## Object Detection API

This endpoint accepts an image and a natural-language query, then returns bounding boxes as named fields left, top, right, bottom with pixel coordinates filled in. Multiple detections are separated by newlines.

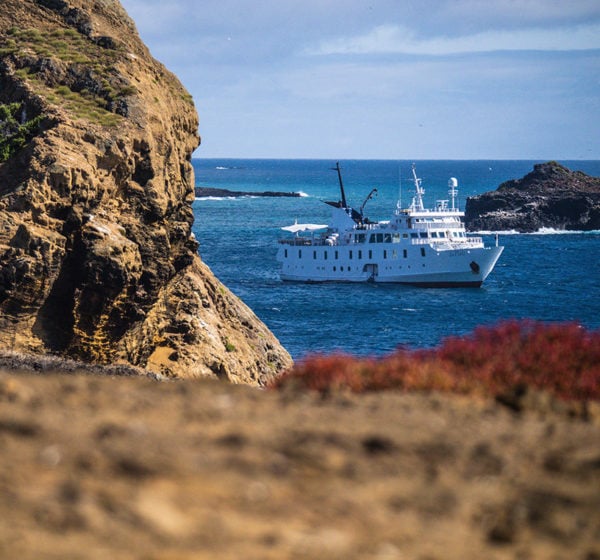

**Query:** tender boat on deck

left=277, top=163, right=503, bottom=287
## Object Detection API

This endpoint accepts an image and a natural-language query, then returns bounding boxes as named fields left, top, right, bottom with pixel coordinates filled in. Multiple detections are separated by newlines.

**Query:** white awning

left=281, top=223, right=327, bottom=233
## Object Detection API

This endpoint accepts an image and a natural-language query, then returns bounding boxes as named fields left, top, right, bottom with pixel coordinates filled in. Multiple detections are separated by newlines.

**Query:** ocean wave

left=195, top=196, right=239, bottom=201
left=473, top=230, right=520, bottom=235
left=534, top=228, right=600, bottom=235
left=474, top=228, right=600, bottom=235
left=298, top=191, right=309, bottom=197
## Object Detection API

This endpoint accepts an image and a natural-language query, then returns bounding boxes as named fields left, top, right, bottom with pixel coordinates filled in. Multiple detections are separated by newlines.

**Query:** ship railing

left=401, top=207, right=464, bottom=215
left=280, top=235, right=484, bottom=247
left=410, top=236, right=483, bottom=246
left=410, top=221, right=464, bottom=230
left=355, top=223, right=379, bottom=231
left=278, top=238, right=315, bottom=246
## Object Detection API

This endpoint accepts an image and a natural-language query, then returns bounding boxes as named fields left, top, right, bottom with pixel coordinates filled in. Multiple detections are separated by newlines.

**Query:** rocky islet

left=465, top=161, right=600, bottom=233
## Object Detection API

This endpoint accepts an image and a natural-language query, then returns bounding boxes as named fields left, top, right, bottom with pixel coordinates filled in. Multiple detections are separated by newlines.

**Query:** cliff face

left=465, top=162, right=600, bottom=233
left=0, top=0, right=292, bottom=383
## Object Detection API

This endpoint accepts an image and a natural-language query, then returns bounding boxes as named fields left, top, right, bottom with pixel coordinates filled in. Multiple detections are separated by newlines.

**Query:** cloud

left=119, top=0, right=600, bottom=159
left=306, top=23, right=600, bottom=56
left=438, top=0, right=600, bottom=27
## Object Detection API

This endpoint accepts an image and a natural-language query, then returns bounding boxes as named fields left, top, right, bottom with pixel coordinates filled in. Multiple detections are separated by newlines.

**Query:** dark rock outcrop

left=465, top=162, right=600, bottom=232
left=195, top=187, right=301, bottom=198
left=0, top=0, right=292, bottom=383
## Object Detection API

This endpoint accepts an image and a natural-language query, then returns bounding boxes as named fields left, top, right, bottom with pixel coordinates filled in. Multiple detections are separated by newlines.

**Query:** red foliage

left=270, top=320, right=600, bottom=402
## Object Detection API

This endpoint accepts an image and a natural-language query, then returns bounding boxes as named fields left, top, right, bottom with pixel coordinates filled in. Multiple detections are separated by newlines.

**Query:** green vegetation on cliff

left=0, top=102, right=45, bottom=162
left=1, top=26, right=127, bottom=126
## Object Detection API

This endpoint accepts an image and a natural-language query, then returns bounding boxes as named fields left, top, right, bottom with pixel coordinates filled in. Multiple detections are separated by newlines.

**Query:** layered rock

left=465, top=161, right=600, bottom=233
left=0, top=0, right=292, bottom=383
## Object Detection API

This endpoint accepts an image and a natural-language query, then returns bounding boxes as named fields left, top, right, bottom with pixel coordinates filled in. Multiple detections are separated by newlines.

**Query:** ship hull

left=278, top=246, right=503, bottom=287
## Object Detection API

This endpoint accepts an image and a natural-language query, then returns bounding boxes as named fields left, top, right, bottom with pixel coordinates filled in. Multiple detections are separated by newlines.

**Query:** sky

left=119, top=0, right=600, bottom=160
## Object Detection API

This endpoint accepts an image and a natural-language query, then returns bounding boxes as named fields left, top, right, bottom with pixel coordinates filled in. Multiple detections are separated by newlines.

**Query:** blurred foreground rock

left=0, top=369, right=598, bottom=560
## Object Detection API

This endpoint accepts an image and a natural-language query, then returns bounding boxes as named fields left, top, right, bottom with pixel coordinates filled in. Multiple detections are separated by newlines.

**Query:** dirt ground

left=0, top=369, right=598, bottom=560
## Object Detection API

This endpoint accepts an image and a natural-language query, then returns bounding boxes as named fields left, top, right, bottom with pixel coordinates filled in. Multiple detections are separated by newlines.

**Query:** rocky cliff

left=465, top=161, right=600, bottom=233
left=0, top=0, right=292, bottom=383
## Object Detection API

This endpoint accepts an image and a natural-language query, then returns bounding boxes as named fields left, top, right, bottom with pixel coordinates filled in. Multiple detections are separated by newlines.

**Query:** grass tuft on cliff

left=2, top=26, right=127, bottom=127
left=270, top=320, right=600, bottom=403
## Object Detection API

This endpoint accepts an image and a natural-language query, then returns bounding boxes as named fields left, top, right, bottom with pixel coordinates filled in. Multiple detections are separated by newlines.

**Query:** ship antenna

left=331, top=161, right=348, bottom=208
left=411, top=163, right=425, bottom=211
left=448, top=177, right=459, bottom=211
left=397, top=165, right=402, bottom=210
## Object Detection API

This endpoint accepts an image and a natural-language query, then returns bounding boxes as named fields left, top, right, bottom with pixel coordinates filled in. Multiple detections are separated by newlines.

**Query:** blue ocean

left=191, top=159, right=600, bottom=360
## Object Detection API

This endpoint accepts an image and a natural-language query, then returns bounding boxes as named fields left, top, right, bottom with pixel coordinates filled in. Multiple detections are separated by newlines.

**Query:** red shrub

left=270, top=320, right=600, bottom=402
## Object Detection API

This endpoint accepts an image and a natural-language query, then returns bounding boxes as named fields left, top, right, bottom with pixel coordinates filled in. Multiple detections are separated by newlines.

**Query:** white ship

left=277, top=163, right=503, bottom=287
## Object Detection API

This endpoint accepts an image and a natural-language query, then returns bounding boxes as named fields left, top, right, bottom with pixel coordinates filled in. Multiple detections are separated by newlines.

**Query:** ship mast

left=332, top=161, right=348, bottom=208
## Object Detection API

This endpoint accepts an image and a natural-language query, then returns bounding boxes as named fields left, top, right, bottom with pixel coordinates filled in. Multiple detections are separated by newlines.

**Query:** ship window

left=333, top=266, right=336, bottom=271
left=349, top=250, right=353, bottom=259
left=313, top=250, right=317, bottom=259
left=377, top=233, right=384, bottom=243
left=421, top=248, right=426, bottom=257
left=403, top=249, right=407, bottom=258
left=420, top=232, right=427, bottom=239
left=411, top=233, right=418, bottom=239
left=284, top=249, right=288, bottom=258
left=383, top=250, right=387, bottom=259
left=432, top=232, right=438, bottom=238
left=324, top=251, right=328, bottom=260
left=368, top=250, right=372, bottom=259
left=356, top=233, right=366, bottom=243
left=384, top=233, right=392, bottom=243
left=358, top=250, right=362, bottom=259
left=369, top=234, right=376, bottom=243
left=392, top=233, right=400, bottom=243
left=298, top=250, right=302, bottom=258
left=392, top=249, right=397, bottom=259
left=403, top=233, right=409, bottom=239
